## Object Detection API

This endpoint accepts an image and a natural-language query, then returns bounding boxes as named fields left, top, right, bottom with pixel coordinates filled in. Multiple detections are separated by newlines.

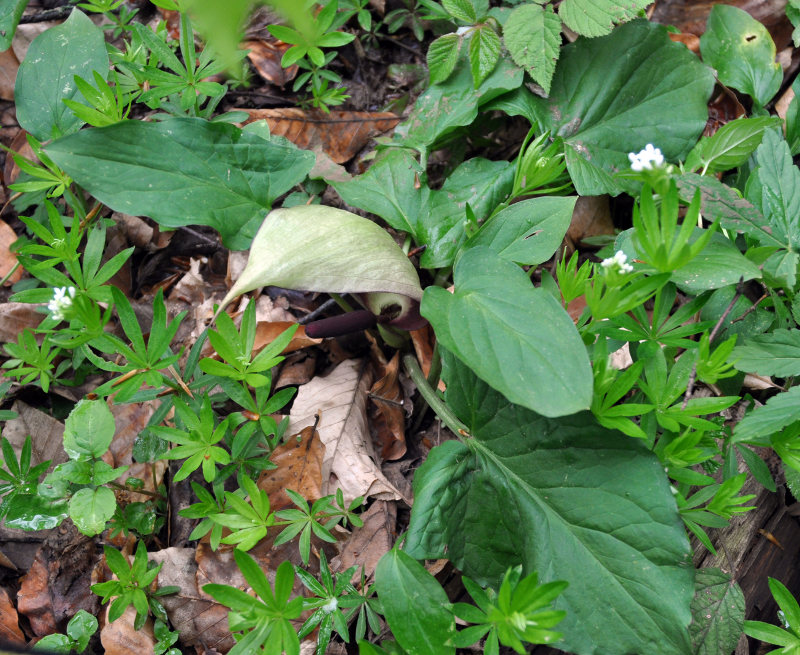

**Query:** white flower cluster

left=628, top=144, right=664, bottom=172
left=47, top=286, right=76, bottom=321
left=601, top=250, right=633, bottom=274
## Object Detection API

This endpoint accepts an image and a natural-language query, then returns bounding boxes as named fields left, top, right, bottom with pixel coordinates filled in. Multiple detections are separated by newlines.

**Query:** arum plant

left=214, top=206, right=426, bottom=337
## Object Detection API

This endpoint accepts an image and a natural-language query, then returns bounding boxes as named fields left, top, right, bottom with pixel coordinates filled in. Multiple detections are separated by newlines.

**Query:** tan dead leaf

left=0, top=48, right=19, bottom=101
left=0, top=302, right=42, bottom=342
left=243, top=39, right=298, bottom=86
left=108, top=402, right=157, bottom=467
left=3, top=129, right=34, bottom=188
left=149, top=547, right=234, bottom=654
left=258, top=424, right=325, bottom=511
left=368, top=344, right=406, bottom=461
left=0, top=218, right=22, bottom=285
left=309, top=146, right=352, bottom=183
left=331, top=500, right=396, bottom=581
left=567, top=195, right=614, bottom=244
left=17, top=524, right=99, bottom=637
left=240, top=108, right=402, bottom=164
left=3, top=401, right=68, bottom=470
left=275, top=350, right=317, bottom=388
left=100, top=604, right=156, bottom=655
left=776, top=85, right=795, bottom=123
left=667, top=31, right=700, bottom=53
left=114, top=212, right=155, bottom=250
left=410, top=324, right=435, bottom=379
left=254, top=321, right=321, bottom=354
left=288, top=358, right=407, bottom=505
left=0, top=585, right=25, bottom=645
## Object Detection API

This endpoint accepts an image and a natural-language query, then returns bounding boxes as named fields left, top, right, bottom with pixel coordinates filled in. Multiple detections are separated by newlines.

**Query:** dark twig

left=20, top=6, right=73, bottom=23
left=681, top=278, right=743, bottom=409
left=298, top=298, right=339, bottom=325
left=730, top=291, right=768, bottom=325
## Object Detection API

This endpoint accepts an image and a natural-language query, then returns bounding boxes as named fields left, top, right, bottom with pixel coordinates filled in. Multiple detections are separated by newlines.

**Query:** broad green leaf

left=442, top=0, right=476, bottom=23
left=69, top=486, right=116, bottom=536
left=731, top=329, right=800, bottom=377
left=531, top=20, right=714, bottom=195
left=684, top=116, right=783, bottom=174
left=786, top=75, right=800, bottom=156
left=63, top=399, right=116, bottom=459
left=375, top=548, right=456, bottom=655
left=405, top=350, right=694, bottom=655
left=503, top=3, right=560, bottom=95
left=45, top=118, right=315, bottom=251
left=217, top=204, right=423, bottom=314
left=0, top=0, right=27, bottom=51
left=394, top=55, right=523, bottom=152
left=462, top=196, right=576, bottom=265
left=14, top=9, right=108, bottom=141
left=421, top=247, right=592, bottom=416
left=700, top=4, right=782, bottom=106
left=745, top=130, right=800, bottom=251
left=3, top=494, right=67, bottom=530
left=558, top=0, right=651, bottom=37
left=427, top=34, right=461, bottom=84
left=468, top=25, right=501, bottom=88
left=676, top=174, right=779, bottom=248
left=481, top=86, right=548, bottom=131
left=733, top=386, right=800, bottom=444
left=689, top=569, right=745, bottom=655
left=700, top=286, right=772, bottom=343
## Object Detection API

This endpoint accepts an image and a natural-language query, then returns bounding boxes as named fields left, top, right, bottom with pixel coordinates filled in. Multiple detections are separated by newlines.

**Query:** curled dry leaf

left=243, top=39, right=298, bottom=86
left=288, top=358, right=408, bottom=504
left=258, top=424, right=325, bottom=511
left=100, top=604, right=155, bottom=655
left=0, top=302, right=43, bottom=342
left=331, top=500, right=396, bottom=581
left=0, top=219, right=21, bottom=286
left=254, top=321, right=321, bottom=354
left=240, top=108, right=401, bottom=164
left=368, top=342, right=406, bottom=461
left=0, top=585, right=25, bottom=645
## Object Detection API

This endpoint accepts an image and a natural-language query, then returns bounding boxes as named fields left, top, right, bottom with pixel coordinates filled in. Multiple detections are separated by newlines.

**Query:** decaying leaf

left=3, top=401, right=68, bottom=470
left=0, top=585, right=25, bottom=645
left=288, top=358, right=408, bottom=504
left=258, top=424, right=325, bottom=511
left=0, top=218, right=22, bottom=285
left=567, top=195, right=615, bottom=244
left=240, top=108, right=401, bottom=164
left=368, top=343, right=406, bottom=461
left=331, top=500, right=396, bottom=580
left=254, top=321, right=321, bottom=354
left=0, top=303, right=44, bottom=342
left=100, top=604, right=155, bottom=655
left=243, top=39, right=298, bottom=86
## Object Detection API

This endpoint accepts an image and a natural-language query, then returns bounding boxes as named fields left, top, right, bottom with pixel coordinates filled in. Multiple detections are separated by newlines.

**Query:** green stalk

left=402, top=353, right=470, bottom=438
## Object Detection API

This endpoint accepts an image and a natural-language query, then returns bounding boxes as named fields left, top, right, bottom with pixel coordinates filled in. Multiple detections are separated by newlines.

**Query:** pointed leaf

left=468, top=26, right=501, bottom=88
left=504, top=4, right=560, bottom=95
left=689, top=568, right=745, bottom=655
left=559, top=0, right=651, bottom=37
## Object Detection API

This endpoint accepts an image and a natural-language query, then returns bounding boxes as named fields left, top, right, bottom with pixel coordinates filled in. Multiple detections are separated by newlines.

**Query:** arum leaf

left=218, top=205, right=423, bottom=319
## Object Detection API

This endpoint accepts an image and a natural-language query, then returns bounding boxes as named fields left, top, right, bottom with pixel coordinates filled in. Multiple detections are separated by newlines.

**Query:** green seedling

left=204, top=552, right=304, bottom=655
left=34, top=609, right=98, bottom=654
left=179, top=480, right=227, bottom=550
left=211, top=474, right=275, bottom=551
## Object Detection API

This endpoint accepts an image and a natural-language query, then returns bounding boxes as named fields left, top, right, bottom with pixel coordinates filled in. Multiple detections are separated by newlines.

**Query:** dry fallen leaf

left=0, top=218, right=23, bottom=285
left=243, top=39, right=298, bottom=86
left=288, top=358, right=408, bottom=504
left=0, top=48, right=19, bottom=101
left=239, top=108, right=402, bottom=164
left=3, top=401, right=68, bottom=470
left=0, top=302, right=43, bottom=342
left=0, top=585, right=25, bottom=645
left=368, top=344, right=406, bottom=461
left=254, top=321, right=322, bottom=354
left=100, top=604, right=156, bottom=655
left=331, top=500, right=396, bottom=581
left=567, top=195, right=614, bottom=244
left=258, top=424, right=325, bottom=511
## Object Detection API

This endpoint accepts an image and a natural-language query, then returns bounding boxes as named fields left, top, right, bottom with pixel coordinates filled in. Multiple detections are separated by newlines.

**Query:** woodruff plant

left=3, top=2, right=800, bottom=655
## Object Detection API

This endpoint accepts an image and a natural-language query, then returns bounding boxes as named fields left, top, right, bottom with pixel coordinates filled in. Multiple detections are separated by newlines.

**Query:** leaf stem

left=402, top=353, right=470, bottom=438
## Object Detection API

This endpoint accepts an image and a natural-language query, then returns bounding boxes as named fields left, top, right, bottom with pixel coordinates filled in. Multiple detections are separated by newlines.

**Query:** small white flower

left=47, top=286, right=76, bottom=321
left=601, top=250, right=633, bottom=274
left=321, top=597, right=338, bottom=614
left=628, top=144, right=665, bottom=172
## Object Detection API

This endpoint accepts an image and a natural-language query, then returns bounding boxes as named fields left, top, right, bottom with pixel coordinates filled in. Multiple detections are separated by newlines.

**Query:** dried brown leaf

left=288, top=358, right=408, bottom=504
left=567, top=195, right=614, bottom=244
left=0, top=48, right=19, bottom=101
left=100, top=604, right=156, bottom=655
left=0, top=303, right=42, bottom=342
left=243, top=39, right=298, bottom=86
left=331, top=500, right=396, bottom=581
left=0, top=218, right=22, bottom=285
left=239, top=108, right=401, bottom=164
left=275, top=350, right=317, bottom=388
left=3, top=401, right=68, bottom=470
left=254, top=321, right=321, bottom=354
left=0, top=585, right=25, bottom=645
left=368, top=346, right=406, bottom=461
left=258, top=424, right=325, bottom=511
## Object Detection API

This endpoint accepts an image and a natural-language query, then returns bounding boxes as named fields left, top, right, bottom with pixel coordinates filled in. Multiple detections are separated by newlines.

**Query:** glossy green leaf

left=45, top=118, right=315, bottom=250
left=745, top=130, right=800, bottom=251
left=69, top=486, right=116, bottom=536
left=405, top=350, right=694, bottom=655
left=217, top=204, right=423, bottom=314
left=684, top=117, right=783, bottom=174
left=427, top=34, right=461, bottom=84
left=503, top=3, right=560, bottom=94
left=462, top=196, right=576, bottom=265
left=0, top=0, right=27, bottom=51
left=3, top=494, right=67, bottom=530
left=689, top=568, right=745, bottom=655
left=14, top=9, right=108, bottom=141
left=531, top=20, right=714, bottom=195
left=421, top=247, right=591, bottom=417
left=700, top=4, right=782, bottom=106
left=731, top=329, right=800, bottom=377
left=558, top=0, right=651, bottom=37
left=676, top=174, right=778, bottom=248
left=733, top=386, right=800, bottom=444
left=468, top=25, right=501, bottom=88
left=375, top=548, right=456, bottom=655
left=63, top=399, right=116, bottom=459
